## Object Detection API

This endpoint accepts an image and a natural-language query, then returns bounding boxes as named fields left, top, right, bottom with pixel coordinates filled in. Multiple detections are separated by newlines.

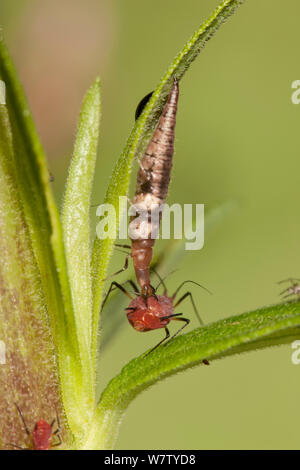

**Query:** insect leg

left=103, top=253, right=131, bottom=282
left=6, top=442, right=27, bottom=450
left=174, top=291, right=204, bottom=326
left=50, top=405, right=62, bottom=447
left=164, top=317, right=190, bottom=343
left=111, top=279, right=140, bottom=298
left=115, top=243, right=131, bottom=250
left=101, top=281, right=134, bottom=311
left=279, top=286, right=294, bottom=296
left=51, top=431, right=62, bottom=447
left=160, top=314, right=209, bottom=364
left=160, top=313, right=183, bottom=321
left=282, top=291, right=299, bottom=300
left=145, top=327, right=170, bottom=356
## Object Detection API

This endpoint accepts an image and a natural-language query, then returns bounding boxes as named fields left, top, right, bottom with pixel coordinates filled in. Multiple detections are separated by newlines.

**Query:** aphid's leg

left=160, top=313, right=183, bottom=321
left=145, top=327, right=170, bottom=357
left=51, top=431, right=62, bottom=447
left=6, top=442, right=27, bottom=450
left=279, top=287, right=294, bottom=297
left=101, top=281, right=134, bottom=311
left=172, top=280, right=212, bottom=300
left=174, top=291, right=204, bottom=326
left=115, top=243, right=131, bottom=250
left=281, top=290, right=298, bottom=300
left=14, top=403, right=30, bottom=436
left=110, top=279, right=140, bottom=299
left=51, top=405, right=62, bottom=448
left=164, top=317, right=190, bottom=343
left=102, top=253, right=131, bottom=282
left=278, top=277, right=300, bottom=300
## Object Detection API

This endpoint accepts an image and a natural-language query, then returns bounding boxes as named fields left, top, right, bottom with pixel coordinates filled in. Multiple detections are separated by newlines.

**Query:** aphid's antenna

left=153, top=269, right=178, bottom=292
left=172, top=280, right=212, bottom=299
left=150, top=268, right=167, bottom=293
left=277, top=278, right=300, bottom=284
left=14, top=403, right=30, bottom=436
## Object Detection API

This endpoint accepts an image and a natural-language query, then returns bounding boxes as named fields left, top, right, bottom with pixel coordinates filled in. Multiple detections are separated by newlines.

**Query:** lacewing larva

left=103, top=78, right=210, bottom=354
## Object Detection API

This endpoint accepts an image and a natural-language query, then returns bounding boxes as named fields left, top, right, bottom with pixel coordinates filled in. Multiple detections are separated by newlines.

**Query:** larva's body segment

left=130, top=79, right=179, bottom=296
left=134, top=79, right=179, bottom=206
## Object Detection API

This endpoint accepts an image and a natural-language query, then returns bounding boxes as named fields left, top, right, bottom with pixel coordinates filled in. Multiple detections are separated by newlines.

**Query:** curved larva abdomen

left=130, top=79, right=179, bottom=296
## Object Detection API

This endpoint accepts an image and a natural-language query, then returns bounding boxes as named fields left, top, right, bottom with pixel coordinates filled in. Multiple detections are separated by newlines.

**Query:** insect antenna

left=152, top=269, right=178, bottom=292
left=14, top=403, right=30, bottom=436
left=172, top=280, right=212, bottom=299
left=150, top=268, right=167, bottom=294
left=277, top=278, right=300, bottom=284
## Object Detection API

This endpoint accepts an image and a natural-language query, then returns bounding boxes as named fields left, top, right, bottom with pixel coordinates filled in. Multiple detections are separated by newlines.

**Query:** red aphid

left=10, top=403, right=61, bottom=450
left=126, top=295, right=174, bottom=332
left=32, top=419, right=53, bottom=450
left=103, top=278, right=208, bottom=355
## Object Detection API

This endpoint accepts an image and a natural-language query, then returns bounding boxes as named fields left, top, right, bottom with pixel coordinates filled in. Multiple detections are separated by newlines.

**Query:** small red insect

left=278, top=278, right=300, bottom=300
left=10, top=403, right=61, bottom=450
left=102, top=274, right=210, bottom=355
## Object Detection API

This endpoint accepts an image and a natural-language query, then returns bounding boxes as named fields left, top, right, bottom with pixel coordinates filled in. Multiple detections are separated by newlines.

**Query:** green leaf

left=0, top=37, right=89, bottom=442
left=0, top=37, right=71, bottom=348
left=62, top=78, right=101, bottom=400
left=0, top=104, right=68, bottom=448
left=91, top=0, right=246, bottom=359
left=92, top=301, right=300, bottom=449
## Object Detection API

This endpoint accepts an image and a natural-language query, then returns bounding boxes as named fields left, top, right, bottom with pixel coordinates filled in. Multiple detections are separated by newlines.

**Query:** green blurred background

left=2, top=0, right=300, bottom=449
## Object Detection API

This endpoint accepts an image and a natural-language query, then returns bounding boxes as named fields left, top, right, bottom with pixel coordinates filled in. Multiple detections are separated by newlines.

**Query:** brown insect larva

left=130, top=78, right=179, bottom=297
left=109, top=79, right=179, bottom=298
